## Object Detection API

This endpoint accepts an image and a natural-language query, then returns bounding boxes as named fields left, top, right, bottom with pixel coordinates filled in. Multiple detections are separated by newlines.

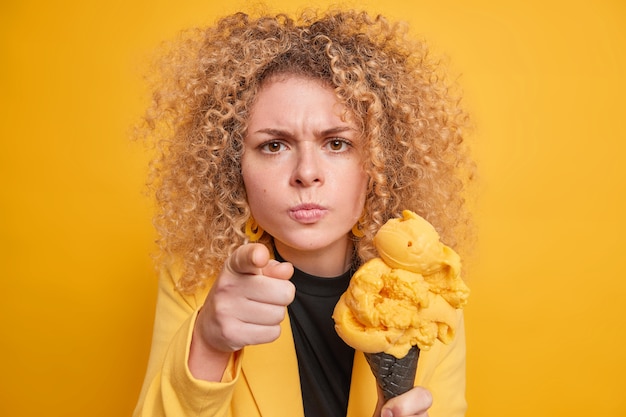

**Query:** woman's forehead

left=253, top=72, right=363, bottom=126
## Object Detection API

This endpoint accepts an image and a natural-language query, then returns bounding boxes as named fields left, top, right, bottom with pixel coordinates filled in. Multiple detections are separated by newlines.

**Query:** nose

left=291, top=145, right=324, bottom=187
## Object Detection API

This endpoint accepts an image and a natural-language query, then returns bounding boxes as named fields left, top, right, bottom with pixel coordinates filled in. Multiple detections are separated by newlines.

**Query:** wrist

left=188, top=310, right=233, bottom=381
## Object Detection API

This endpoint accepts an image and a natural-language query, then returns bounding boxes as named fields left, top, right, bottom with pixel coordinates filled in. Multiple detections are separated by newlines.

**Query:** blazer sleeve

left=133, top=266, right=242, bottom=417
left=423, top=309, right=468, bottom=417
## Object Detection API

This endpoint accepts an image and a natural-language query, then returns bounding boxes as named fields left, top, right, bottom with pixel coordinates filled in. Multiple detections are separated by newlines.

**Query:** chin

left=276, top=232, right=351, bottom=253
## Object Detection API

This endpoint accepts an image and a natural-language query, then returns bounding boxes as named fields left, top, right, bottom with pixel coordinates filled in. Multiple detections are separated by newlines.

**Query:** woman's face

left=242, top=75, right=368, bottom=276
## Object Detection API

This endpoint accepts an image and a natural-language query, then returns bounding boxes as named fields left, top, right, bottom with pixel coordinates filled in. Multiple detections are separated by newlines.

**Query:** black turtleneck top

left=274, top=251, right=356, bottom=417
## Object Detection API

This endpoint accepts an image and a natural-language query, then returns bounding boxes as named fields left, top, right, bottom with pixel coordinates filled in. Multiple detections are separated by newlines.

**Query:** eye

left=260, top=141, right=286, bottom=153
left=326, top=138, right=350, bottom=152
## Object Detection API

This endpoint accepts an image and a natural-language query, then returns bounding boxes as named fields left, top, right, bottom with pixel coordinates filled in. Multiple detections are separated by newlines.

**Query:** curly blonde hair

left=139, top=9, right=475, bottom=293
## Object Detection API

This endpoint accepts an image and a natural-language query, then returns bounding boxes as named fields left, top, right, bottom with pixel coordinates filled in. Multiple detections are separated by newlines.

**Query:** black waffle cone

left=364, top=345, right=420, bottom=402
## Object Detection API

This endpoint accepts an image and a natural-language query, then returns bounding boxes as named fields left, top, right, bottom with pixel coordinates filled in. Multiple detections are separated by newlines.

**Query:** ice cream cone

left=333, top=211, right=469, bottom=403
left=364, top=345, right=420, bottom=402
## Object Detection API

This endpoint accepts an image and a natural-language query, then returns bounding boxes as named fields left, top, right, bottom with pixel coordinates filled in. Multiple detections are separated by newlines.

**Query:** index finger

left=227, top=243, right=271, bottom=276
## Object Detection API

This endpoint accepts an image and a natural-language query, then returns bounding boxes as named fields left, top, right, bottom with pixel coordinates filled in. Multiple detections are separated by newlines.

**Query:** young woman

left=134, top=9, right=474, bottom=417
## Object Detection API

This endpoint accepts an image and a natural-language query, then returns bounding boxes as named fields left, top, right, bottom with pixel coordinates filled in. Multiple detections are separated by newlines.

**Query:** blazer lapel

left=346, top=351, right=378, bottom=417
left=242, top=313, right=304, bottom=417
left=240, top=315, right=378, bottom=417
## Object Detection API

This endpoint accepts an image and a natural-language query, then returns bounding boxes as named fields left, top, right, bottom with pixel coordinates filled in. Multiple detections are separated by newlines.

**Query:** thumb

left=381, top=387, right=433, bottom=417
left=262, top=259, right=294, bottom=281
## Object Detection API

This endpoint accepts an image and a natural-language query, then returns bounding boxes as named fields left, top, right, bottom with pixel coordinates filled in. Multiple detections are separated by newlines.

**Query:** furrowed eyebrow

left=254, top=128, right=291, bottom=137
left=253, top=126, right=356, bottom=137
left=317, top=126, right=356, bottom=136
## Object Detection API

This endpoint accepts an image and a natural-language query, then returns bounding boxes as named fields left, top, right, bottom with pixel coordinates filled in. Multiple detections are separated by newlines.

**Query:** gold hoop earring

left=245, top=217, right=264, bottom=242
left=351, top=219, right=365, bottom=238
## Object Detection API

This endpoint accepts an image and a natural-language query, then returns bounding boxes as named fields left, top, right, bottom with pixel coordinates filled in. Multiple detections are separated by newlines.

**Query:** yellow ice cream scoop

left=333, top=210, right=469, bottom=400
left=333, top=210, right=469, bottom=357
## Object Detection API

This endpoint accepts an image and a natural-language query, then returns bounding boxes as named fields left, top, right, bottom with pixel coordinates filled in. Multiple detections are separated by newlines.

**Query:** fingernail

left=382, top=409, right=393, bottom=417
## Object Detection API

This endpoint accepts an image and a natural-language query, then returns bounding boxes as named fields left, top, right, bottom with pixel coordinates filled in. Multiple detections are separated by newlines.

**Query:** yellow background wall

left=1, top=0, right=624, bottom=415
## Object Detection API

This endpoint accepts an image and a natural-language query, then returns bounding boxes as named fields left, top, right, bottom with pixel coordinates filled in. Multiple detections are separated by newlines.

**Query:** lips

left=289, top=204, right=327, bottom=223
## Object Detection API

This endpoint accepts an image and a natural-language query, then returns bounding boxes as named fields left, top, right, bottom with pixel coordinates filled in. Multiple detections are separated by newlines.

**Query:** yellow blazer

left=134, top=265, right=467, bottom=417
